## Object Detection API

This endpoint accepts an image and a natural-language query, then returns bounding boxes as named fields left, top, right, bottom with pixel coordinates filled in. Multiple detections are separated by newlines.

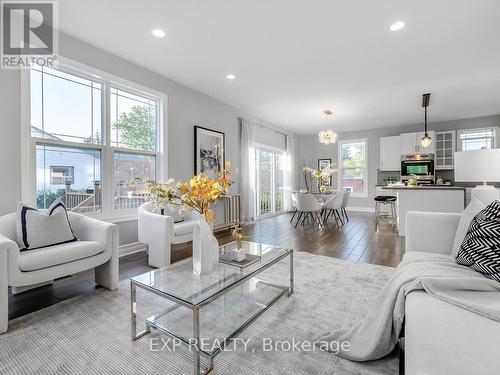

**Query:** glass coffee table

left=131, top=241, right=294, bottom=375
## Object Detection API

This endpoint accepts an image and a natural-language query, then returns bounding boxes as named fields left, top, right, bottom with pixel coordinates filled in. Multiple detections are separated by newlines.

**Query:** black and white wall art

left=194, top=126, right=225, bottom=179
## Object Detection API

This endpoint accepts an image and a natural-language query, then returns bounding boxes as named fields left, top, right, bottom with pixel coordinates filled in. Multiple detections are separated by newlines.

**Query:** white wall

left=0, top=32, right=297, bottom=245
left=0, top=69, right=21, bottom=217
left=298, top=114, right=500, bottom=209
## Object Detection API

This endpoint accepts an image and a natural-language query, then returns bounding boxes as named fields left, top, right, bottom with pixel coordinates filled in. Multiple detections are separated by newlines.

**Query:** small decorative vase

left=192, top=213, right=218, bottom=275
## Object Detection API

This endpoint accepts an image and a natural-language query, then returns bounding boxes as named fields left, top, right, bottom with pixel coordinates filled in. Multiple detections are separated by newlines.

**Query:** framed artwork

left=194, top=126, right=225, bottom=179
left=318, top=158, right=332, bottom=186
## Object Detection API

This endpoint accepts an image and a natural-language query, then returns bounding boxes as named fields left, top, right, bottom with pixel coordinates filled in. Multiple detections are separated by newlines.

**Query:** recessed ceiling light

left=390, top=21, right=406, bottom=31
left=226, top=74, right=236, bottom=80
left=151, top=29, right=166, bottom=38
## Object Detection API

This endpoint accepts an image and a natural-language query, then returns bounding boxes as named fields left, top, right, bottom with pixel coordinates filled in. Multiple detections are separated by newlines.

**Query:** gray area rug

left=0, top=252, right=398, bottom=374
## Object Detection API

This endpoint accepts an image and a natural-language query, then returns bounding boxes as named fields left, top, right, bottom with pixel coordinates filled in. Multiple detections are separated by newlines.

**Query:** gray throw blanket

left=316, top=252, right=500, bottom=361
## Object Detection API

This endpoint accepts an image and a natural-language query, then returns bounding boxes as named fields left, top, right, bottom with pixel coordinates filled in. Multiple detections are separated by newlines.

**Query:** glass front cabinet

left=435, top=131, right=455, bottom=170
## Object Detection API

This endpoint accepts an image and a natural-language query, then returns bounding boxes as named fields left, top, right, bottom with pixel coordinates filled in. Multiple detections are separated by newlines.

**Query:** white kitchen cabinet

left=380, top=136, right=401, bottom=171
left=400, top=131, right=436, bottom=155
left=400, top=133, right=417, bottom=155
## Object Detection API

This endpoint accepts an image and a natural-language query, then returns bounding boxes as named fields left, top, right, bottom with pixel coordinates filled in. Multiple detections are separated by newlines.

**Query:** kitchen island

left=381, top=185, right=465, bottom=236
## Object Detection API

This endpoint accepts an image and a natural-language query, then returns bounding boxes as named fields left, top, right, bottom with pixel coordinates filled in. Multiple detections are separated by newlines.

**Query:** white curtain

left=240, top=118, right=256, bottom=222
left=284, top=135, right=296, bottom=211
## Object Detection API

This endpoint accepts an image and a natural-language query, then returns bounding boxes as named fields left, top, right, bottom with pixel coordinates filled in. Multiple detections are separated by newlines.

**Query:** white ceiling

left=58, top=0, right=500, bottom=135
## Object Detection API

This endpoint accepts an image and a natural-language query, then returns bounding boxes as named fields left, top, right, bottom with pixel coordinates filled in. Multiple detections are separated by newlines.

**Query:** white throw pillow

left=451, top=198, right=486, bottom=258
left=16, top=199, right=77, bottom=251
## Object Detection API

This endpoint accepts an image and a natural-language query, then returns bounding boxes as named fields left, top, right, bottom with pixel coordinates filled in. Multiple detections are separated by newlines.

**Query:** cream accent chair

left=138, top=202, right=198, bottom=268
left=0, top=212, right=119, bottom=334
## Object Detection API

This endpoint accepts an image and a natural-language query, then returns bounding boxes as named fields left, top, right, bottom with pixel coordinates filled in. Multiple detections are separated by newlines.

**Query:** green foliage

left=341, top=142, right=366, bottom=178
left=37, top=189, right=66, bottom=209
left=112, top=105, right=155, bottom=151
left=83, top=130, right=102, bottom=144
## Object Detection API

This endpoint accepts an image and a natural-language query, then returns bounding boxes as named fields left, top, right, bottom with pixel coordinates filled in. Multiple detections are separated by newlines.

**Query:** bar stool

left=374, top=196, right=397, bottom=231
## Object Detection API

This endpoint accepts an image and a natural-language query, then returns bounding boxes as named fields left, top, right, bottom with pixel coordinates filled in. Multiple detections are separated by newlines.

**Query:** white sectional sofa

left=404, top=211, right=500, bottom=375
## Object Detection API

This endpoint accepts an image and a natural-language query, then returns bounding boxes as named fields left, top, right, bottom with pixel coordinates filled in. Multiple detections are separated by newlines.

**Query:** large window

left=28, top=64, right=162, bottom=217
left=255, top=147, right=285, bottom=217
left=339, top=139, right=367, bottom=197
left=457, top=127, right=498, bottom=151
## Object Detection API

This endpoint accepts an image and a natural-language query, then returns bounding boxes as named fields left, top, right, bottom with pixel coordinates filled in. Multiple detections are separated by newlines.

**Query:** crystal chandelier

left=318, top=110, right=337, bottom=144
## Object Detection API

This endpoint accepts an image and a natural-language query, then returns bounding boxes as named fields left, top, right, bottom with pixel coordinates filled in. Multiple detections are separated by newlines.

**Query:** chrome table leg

left=131, top=281, right=150, bottom=340
left=193, top=307, right=201, bottom=375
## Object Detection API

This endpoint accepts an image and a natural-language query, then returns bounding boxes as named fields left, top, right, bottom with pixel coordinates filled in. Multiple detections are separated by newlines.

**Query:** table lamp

left=455, top=149, right=500, bottom=205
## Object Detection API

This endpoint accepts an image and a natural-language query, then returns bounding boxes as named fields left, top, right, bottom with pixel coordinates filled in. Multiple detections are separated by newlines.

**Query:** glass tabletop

left=131, top=241, right=292, bottom=307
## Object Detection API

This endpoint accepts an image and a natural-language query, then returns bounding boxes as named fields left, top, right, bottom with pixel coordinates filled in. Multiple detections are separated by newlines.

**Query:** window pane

left=257, top=150, right=272, bottom=215
left=110, top=87, right=158, bottom=151
left=341, top=142, right=366, bottom=168
left=460, top=129, right=496, bottom=151
left=36, top=144, right=101, bottom=213
left=341, top=141, right=367, bottom=195
left=341, top=169, right=365, bottom=193
left=114, top=152, right=155, bottom=210
left=275, top=154, right=284, bottom=212
left=30, top=66, right=103, bottom=144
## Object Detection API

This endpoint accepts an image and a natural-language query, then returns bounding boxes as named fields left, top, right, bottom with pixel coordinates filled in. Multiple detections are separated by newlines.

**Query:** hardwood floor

left=8, top=211, right=403, bottom=320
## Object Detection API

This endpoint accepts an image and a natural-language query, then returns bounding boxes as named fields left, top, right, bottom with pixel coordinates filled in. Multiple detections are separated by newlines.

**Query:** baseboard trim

left=119, top=242, right=147, bottom=257
left=346, top=206, right=375, bottom=213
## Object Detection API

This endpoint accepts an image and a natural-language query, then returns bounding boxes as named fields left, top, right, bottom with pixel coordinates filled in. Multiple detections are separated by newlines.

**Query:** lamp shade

left=454, top=149, right=500, bottom=182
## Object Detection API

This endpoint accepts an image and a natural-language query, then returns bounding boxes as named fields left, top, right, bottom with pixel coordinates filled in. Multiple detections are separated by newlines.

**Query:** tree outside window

left=340, top=140, right=367, bottom=196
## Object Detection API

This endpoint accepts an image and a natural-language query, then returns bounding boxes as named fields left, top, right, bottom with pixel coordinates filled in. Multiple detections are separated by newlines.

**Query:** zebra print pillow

left=456, top=200, right=500, bottom=282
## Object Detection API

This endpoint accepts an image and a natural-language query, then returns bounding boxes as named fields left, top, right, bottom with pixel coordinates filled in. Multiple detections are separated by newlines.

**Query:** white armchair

left=138, top=202, right=197, bottom=268
left=0, top=211, right=119, bottom=334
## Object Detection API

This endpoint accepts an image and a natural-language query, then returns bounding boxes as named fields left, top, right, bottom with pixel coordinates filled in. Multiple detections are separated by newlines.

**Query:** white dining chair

left=289, top=192, right=298, bottom=223
left=321, top=191, right=345, bottom=228
left=341, top=191, right=351, bottom=222
left=294, top=193, right=322, bottom=228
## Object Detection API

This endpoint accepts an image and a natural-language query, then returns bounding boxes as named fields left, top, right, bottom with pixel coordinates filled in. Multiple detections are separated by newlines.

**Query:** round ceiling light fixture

left=226, top=74, right=236, bottom=80
left=151, top=28, right=166, bottom=38
left=390, top=21, right=406, bottom=32
left=318, top=110, right=337, bottom=145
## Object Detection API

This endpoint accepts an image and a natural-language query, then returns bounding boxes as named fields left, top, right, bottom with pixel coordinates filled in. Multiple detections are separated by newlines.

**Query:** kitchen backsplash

left=377, top=170, right=401, bottom=185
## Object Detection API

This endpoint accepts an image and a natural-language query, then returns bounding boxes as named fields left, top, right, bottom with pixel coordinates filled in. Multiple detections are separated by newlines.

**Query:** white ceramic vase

left=208, top=222, right=220, bottom=267
left=192, top=212, right=219, bottom=275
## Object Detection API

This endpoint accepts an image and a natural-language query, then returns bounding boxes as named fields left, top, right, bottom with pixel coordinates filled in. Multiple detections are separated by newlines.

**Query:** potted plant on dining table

left=302, top=164, right=337, bottom=193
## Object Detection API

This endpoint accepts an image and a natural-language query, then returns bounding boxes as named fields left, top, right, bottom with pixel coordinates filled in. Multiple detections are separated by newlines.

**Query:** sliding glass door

left=255, top=147, right=284, bottom=217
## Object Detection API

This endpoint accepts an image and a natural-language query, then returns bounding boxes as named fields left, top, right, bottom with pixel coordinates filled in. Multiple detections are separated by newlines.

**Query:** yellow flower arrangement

left=146, top=161, right=232, bottom=223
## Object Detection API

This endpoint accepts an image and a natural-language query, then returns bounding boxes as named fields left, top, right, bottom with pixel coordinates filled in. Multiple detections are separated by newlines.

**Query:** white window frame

left=20, top=56, right=168, bottom=222
left=457, top=127, right=499, bottom=151
left=338, top=138, right=368, bottom=198
left=255, top=143, right=285, bottom=219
